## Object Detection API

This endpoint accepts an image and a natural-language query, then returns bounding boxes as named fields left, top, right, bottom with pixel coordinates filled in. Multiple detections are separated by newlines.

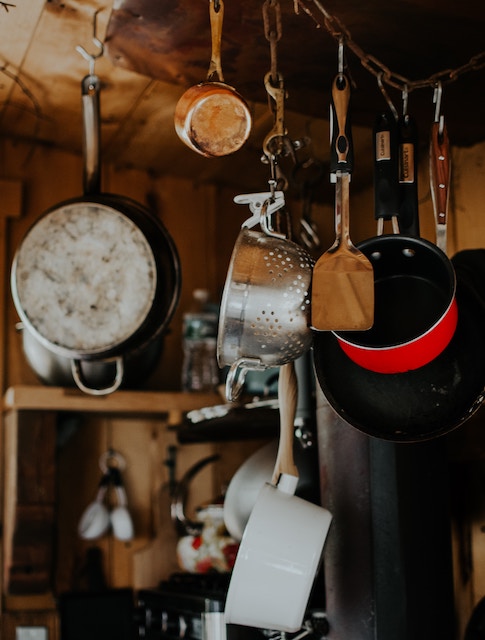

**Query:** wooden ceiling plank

left=0, top=0, right=45, bottom=111
left=0, top=1, right=154, bottom=159
left=0, top=0, right=45, bottom=68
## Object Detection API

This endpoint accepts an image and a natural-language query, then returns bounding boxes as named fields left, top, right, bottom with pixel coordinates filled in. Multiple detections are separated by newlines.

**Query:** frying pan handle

left=82, top=74, right=101, bottom=195
left=207, top=0, right=224, bottom=82
left=373, top=111, right=399, bottom=226
left=271, top=362, right=299, bottom=487
left=398, top=114, right=420, bottom=237
left=71, top=357, right=124, bottom=396
left=430, top=120, right=451, bottom=254
left=330, top=73, right=353, bottom=174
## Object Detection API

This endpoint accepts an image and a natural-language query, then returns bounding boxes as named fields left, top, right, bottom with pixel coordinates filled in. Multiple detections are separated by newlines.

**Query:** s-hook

left=76, top=8, right=104, bottom=76
left=377, top=72, right=398, bottom=122
left=433, top=81, right=445, bottom=137
left=402, top=84, right=409, bottom=117
left=337, top=36, right=345, bottom=76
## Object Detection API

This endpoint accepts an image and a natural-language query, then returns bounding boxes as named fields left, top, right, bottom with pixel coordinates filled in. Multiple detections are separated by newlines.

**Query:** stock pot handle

left=71, top=357, right=124, bottom=396
left=81, top=73, right=101, bottom=196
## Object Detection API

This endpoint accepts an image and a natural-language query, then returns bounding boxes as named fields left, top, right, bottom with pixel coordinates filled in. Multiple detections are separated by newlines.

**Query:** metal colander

left=217, top=203, right=314, bottom=401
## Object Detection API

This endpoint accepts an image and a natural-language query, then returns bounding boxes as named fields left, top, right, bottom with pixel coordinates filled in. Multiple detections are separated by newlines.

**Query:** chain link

left=263, top=0, right=282, bottom=82
left=296, top=0, right=485, bottom=94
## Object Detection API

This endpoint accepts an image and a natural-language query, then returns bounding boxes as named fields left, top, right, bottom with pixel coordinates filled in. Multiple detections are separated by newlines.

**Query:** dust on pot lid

left=12, top=202, right=157, bottom=354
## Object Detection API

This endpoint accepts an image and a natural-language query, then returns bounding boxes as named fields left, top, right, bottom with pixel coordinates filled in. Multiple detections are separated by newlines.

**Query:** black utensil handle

left=330, top=73, right=353, bottom=174
left=398, top=114, right=420, bottom=237
left=373, top=111, right=399, bottom=221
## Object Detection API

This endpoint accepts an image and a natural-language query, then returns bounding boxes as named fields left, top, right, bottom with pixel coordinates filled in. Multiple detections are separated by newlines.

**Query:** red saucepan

left=174, top=0, right=251, bottom=158
left=332, top=113, right=457, bottom=374
left=313, top=248, right=485, bottom=442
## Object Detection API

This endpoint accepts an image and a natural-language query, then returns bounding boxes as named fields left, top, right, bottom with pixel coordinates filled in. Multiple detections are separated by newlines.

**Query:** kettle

left=170, top=455, right=238, bottom=573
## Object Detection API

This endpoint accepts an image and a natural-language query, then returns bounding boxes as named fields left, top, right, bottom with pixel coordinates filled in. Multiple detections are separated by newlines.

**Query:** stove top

left=157, top=573, right=232, bottom=598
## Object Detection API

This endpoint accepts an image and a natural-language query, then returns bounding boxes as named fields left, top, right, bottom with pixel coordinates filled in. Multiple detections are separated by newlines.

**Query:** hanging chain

left=263, top=0, right=282, bottom=84
left=295, top=0, right=485, bottom=94
left=262, top=0, right=287, bottom=196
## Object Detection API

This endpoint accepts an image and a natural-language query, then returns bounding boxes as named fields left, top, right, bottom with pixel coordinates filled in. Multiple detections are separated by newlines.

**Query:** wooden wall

left=0, top=137, right=273, bottom=634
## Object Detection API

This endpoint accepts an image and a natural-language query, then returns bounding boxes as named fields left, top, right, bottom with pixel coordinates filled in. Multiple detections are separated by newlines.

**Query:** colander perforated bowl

left=217, top=226, right=314, bottom=401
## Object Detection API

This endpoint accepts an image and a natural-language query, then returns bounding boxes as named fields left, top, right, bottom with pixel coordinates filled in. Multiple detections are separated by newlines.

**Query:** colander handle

left=225, top=357, right=265, bottom=402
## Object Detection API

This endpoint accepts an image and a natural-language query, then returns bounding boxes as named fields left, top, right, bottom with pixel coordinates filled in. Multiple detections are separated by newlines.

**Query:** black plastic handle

left=398, top=114, right=420, bottom=237
left=330, top=74, right=353, bottom=174
left=373, top=111, right=399, bottom=222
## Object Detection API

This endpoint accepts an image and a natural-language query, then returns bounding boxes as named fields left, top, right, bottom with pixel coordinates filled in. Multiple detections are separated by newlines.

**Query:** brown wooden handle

left=430, top=120, right=450, bottom=227
left=271, top=362, right=298, bottom=484
left=207, top=0, right=224, bottom=82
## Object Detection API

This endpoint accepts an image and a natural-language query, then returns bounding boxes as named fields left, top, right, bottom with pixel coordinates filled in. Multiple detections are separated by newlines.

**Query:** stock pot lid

left=12, top=201, right=157, bottom=354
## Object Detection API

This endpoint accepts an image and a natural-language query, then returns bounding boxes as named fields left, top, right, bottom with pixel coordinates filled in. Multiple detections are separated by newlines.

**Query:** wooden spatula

left=311, top=74, right=374, bottom=331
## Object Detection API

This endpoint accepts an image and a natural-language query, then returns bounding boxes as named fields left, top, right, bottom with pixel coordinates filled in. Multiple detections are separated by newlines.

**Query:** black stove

left=137, top=573, right=265, bottom=640
left=137, top=571, right=327, bottom=640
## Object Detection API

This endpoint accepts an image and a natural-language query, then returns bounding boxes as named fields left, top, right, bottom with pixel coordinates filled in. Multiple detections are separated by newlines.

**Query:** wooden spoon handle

left=271, top=362, right=299, bottom=485
left=208, top=0, right=224, bottom=82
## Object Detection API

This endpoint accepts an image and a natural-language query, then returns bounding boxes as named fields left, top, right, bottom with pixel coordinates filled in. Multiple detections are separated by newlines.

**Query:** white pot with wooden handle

left=224, top=362, right=332, bottom=633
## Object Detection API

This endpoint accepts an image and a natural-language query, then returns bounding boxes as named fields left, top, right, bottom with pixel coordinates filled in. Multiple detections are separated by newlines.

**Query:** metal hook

left=337, top=36, right=344, bottom=76
left=402, top=85, right=409, bottom=117
left=377, top=72, right=398, bottom=122
left=99, top=448, right=126, bottom=473
left=433, top=82, right=442, bottom=122
left=76, top=9, right=104, bottom=76
left=433, top=81, right=444, bottom=137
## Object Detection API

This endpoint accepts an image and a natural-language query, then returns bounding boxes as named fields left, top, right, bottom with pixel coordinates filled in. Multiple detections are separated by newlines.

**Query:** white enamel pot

left=224, top=362, right=332, bottom=632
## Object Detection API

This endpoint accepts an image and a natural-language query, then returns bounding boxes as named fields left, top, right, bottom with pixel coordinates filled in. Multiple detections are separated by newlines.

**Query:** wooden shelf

left=3, top=385, right=221, bottom=415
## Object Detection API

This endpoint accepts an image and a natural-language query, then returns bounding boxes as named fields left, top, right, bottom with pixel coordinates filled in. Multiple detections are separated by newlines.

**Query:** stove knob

left=135, top=603, right=151, bottom=637
left=161, top=611, right=190, bottom=638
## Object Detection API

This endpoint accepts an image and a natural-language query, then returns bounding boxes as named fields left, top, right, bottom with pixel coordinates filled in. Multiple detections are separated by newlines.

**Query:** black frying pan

left=313, top=249, right=485, bottom=442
